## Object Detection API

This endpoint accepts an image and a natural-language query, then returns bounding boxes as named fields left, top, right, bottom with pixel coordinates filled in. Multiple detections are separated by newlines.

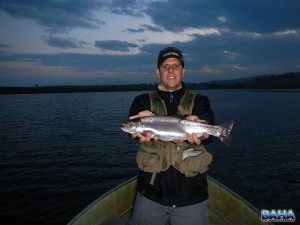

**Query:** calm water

left=0, top=90, right=299, bottom=225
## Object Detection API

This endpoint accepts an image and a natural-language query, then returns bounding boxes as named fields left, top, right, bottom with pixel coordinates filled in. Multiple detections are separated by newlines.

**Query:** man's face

left=156, top=57, right=185, bottom=91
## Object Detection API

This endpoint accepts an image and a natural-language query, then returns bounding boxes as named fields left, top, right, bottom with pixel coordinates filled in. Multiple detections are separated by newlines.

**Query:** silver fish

left=121, top=116, right=234, bottom=146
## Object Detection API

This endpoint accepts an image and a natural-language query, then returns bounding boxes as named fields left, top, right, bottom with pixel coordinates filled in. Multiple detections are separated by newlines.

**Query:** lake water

left=0, top=90, right=299, bottom=225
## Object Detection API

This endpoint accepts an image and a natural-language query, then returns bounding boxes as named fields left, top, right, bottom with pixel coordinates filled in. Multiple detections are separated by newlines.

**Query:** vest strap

left=150, top=173, right=156, bottom=185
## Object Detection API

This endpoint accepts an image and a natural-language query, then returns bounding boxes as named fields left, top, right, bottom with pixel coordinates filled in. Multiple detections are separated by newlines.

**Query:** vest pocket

left=136, top=150, right=162, bottom=173
left=136, top=142, right=165, bottom=173
left=179, top=150, right=212, bottom=177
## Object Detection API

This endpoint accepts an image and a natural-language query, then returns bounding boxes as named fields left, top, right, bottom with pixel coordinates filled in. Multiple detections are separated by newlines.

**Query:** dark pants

left=127, top=192, right=210, bottom=225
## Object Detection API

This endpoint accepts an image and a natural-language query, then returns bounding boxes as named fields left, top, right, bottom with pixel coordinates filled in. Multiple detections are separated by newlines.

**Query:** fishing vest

left=136, top=90, right=213, bottom=184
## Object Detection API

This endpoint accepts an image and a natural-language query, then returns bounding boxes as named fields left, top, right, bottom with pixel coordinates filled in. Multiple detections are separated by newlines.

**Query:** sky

left=0, top=0, right=300, bottom=87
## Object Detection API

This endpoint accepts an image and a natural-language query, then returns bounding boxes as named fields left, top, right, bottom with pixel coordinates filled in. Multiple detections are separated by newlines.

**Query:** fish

left=121, top=116, right=234, bottom=146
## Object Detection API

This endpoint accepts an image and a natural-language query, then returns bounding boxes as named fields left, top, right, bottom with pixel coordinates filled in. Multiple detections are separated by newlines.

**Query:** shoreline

left=1, top=72, right=299, bottom=95
left=1, top=85, right=299, bottom=95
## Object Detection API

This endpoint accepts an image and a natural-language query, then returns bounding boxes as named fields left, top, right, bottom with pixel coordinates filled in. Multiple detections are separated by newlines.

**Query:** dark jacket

left=128, top=83, right=215, bottom=207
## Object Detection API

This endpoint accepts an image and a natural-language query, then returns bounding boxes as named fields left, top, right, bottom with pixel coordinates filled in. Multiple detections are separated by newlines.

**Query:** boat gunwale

left=67, top=175, right=274, bottom=225
left=207, top=176, right=261, bottom=214
left=67, top=177, right=137, bottom=225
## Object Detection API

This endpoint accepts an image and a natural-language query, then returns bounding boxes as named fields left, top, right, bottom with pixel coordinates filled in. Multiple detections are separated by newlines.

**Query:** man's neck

left=158, top=83, right=182, bottom=92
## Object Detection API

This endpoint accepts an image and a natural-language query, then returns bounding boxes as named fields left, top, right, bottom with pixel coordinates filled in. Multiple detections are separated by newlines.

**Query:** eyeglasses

left=160, top=64, right=182, bottom=71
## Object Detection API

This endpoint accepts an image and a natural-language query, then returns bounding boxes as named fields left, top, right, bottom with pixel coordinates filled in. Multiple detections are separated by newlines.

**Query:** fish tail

left=218, top=120, right=234, bottom=146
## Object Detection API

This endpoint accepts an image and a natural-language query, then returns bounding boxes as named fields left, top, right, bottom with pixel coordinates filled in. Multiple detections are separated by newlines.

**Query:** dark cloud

left=36, top=52, right=152, bottom=72
left=0, top=0, right=299, bottom=86
left=111, top=8, right=144, bottom=18
left=0, top=0, right=147, bottom=35
left=94, top=40, right=139, bottom=52
left=145, top=0, right=300, bottom=33
left=125, top=24, right=163, bottom=33
left=141, top=24, right=163, bottom=32
left=0, top=0, right=147, bottom=34
left=139, top=29, right=300, bottom=81
left=126, top=28, right=146, bottom=33
left=2, top=0, right=298, bottom=36
left=0, top=0, right=106, bottom=33
left=108, top=0, right=145, bottom=17
left=43, top=36, right=86, bottom=48
left=1, top=34, right=299, bottom=87
left=0, top=50, right=157, bottom=86
left=0, top=43, right=10, bottom=48
left=219, top=0, right=300, bottom=33
left=145, top=0, right=218, bottom=32
left=180, top=31, right=300, bottom=69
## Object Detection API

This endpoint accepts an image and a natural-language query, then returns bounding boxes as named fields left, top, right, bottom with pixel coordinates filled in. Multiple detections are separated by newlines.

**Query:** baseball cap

left=157, top=47, right=184, bottom=68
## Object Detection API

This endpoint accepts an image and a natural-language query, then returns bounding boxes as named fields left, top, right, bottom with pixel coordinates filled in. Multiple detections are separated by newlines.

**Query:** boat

left=67, top=176, right=274, bottom=225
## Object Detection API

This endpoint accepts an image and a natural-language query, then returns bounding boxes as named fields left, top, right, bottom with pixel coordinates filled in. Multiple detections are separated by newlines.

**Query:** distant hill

left=187, top=71, right=300, bottom=89
left=1, top=71, right=300, bottom=94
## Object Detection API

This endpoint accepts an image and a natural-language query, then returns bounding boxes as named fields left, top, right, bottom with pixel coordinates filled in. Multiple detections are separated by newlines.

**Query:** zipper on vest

left=170, top=93, right=173, bottom=103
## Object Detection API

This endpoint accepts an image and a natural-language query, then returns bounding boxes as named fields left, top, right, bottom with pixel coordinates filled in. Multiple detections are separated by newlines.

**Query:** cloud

left=110, top=8, right=144, bottom=18
left=145, top=0, right=300, bottom=33
left=145, top=0, right=225, bottom=32
left=142, top=24, right=163, bottom=32
left=0, top=0, right=299, bottom=86
left=0, top=0, right=148, bottom=34
left=274, top=29, right=300, bottom=37
left=126, top=27, right=146, bottom=33
left=217, top=16, right=227, bottom=23
left=0, top=43, right=10, bottom=48
left=43, top=36, right=87, bottom=48
left=125, top=24, right=163, bottom=33
left=0, top=0, right=106, bottom=33
left=0, top=50, right=157, bottom=86
left=107, top=0, right=146, bottom=17
left=94, top=40, right=139, bottom=52
left=1, top=0, right=299, bottom=36
left=220, top=0, right=300, bottom=33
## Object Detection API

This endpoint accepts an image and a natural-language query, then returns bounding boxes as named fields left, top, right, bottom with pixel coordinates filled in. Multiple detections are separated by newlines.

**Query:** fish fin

left=218, top=120, right=234, bottom=146
left=182, top=148, right=203, bottom=160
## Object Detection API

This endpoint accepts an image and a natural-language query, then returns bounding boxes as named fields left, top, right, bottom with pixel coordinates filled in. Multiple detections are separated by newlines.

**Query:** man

left=127, top=47, right=215, bottom=225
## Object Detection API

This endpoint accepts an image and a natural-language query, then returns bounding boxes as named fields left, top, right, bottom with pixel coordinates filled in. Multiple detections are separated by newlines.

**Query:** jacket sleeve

left=128, top=93, right=151, bottom=118
left=192, top=94, right=215, bottom=144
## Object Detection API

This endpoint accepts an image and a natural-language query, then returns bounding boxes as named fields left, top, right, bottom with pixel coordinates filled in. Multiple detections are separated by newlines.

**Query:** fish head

left=121, top=119, right=143, bottom=134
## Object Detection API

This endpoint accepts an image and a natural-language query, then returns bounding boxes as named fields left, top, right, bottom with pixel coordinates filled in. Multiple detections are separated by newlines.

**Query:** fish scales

left=121, top=116, right=233, bottom=146
left=141, top=117, right=214, bottom=138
